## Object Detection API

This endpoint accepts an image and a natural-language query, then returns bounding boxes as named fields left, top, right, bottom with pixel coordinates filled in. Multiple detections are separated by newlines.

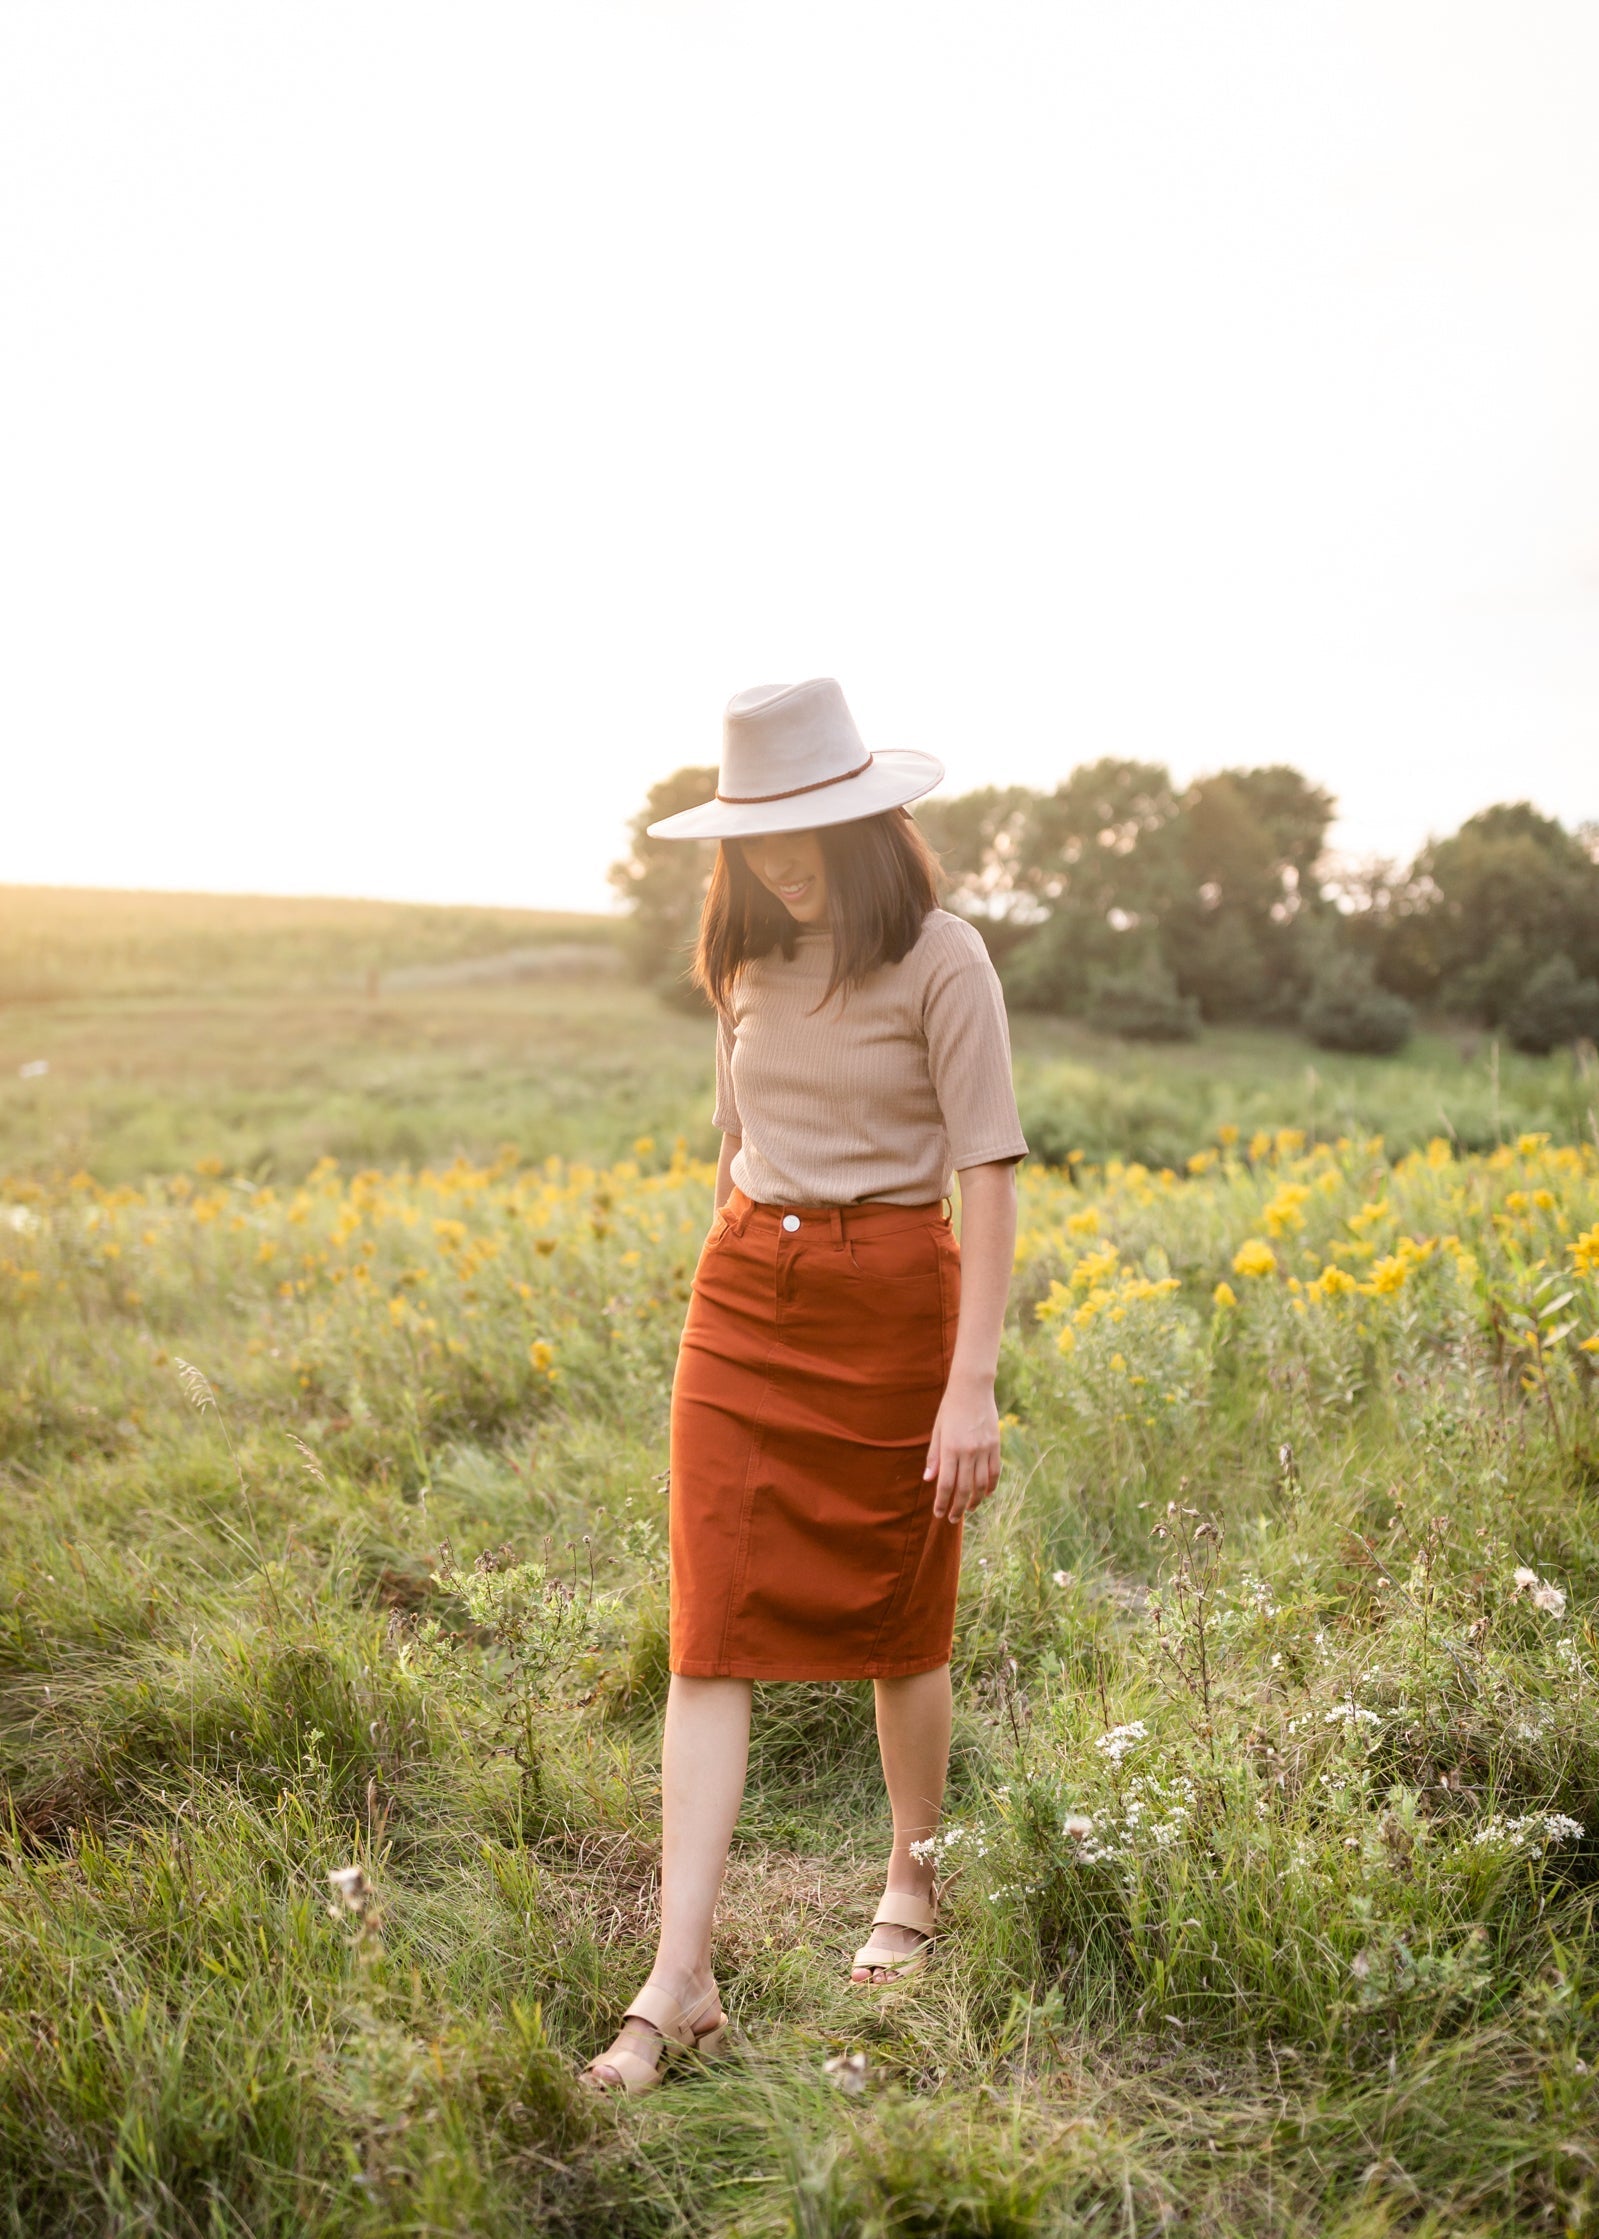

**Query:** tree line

left=611, top=761, right=1599, bottom=1055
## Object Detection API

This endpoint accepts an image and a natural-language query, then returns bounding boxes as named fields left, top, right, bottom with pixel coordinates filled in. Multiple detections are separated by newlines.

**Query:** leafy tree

left=1015, top=759, right=1183, bottom=921
left=608, top=766, right=718, bottom=1010
left=1001, top=761, right=1183, bottom=1011
left=1378, top=804, right=1599, bottom=1019
left=913, top=786, right=1040, bottom=919
left=1227, top=765, right=1337, bottom=899
left=1161, top=768, right=1334, bottom=1021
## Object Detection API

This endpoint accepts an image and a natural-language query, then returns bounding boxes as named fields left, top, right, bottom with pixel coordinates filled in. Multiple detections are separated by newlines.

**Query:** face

left=738, top=828, right=828, bottom=924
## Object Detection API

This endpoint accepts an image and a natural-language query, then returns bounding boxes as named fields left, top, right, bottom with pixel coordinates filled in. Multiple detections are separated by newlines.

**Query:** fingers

left=945, top=1439, right=1003, bottom=1521
left=935, top=1439, right=959, bottom=1520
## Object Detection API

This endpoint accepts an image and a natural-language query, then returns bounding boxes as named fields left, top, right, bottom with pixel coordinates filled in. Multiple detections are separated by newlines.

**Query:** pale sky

left=2, top=1, right=1595, bottom=913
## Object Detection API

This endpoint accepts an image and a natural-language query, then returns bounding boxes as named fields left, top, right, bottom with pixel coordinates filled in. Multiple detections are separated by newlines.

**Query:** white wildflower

left=1095, top=1720, right=1148, bottom=1765
left=1062, top=1813, right=1094, bottom=1841
left=328, top=1863, right=371, bottom=1910
left=1512, top=1566, right=1539, bottom=1591
left=1532, top=1582, right=1567, bottom=1618
left=1471, top=1811, right=1585, bottom=1849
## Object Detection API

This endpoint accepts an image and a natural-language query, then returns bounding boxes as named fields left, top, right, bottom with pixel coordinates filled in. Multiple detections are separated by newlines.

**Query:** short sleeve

left=713, top=1009, right=742, bottom=1134
left=921, top=922, right=1029, bottom=1171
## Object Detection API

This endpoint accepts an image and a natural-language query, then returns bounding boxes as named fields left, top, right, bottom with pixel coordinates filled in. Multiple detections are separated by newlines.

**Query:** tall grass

left=3, top=1123, right=1598, bottom=2233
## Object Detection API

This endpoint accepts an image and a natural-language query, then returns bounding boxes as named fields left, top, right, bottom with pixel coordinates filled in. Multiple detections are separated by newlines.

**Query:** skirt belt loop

left=830, top=1207, right=846, bottom=1250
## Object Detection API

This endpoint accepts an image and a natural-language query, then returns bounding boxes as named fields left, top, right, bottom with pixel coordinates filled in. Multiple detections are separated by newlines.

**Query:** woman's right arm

left=714, top=1131, right=741, bottom=1212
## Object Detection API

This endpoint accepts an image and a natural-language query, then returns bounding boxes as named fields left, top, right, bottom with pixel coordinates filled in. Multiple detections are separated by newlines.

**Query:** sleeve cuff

left=951, top=1140, right=1029, bottom=1171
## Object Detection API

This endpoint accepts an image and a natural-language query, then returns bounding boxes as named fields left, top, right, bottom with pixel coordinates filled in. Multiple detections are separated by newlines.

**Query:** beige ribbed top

left=714, top=908, right=1029, bottom=1208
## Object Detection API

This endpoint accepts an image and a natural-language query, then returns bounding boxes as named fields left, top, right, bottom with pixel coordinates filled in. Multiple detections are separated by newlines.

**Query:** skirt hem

left=670, top=1653, right=953, bottom=1682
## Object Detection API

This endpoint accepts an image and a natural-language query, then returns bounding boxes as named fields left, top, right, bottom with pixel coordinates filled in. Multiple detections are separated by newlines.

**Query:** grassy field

left=3, top=890, right=1599, bottom=2236
left=3, top=885, right=1595, bottom=1186
left=0, top=886, right=617, bottom=1002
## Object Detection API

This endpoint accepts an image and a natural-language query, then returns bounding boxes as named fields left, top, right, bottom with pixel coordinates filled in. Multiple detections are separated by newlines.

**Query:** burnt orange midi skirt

left=668, top=1188, right=962, bottom=1681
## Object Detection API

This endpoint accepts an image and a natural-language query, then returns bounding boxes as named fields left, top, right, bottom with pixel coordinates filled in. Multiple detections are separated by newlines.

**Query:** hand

left=924, top=1373, right=1002, bottom=1523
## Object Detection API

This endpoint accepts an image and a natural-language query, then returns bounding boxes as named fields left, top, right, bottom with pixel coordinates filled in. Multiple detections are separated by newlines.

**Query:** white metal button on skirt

left=781, top=1213, right=801, bottom=1231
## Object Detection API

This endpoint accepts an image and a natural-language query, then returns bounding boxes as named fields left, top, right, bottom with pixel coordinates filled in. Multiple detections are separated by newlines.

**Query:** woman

left=583, top=679, right=1027, bottom=2094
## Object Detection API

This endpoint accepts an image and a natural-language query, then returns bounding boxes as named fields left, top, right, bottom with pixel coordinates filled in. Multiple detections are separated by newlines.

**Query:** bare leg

left=587, top=1673, right=752, bottom=2086
left=854, top=1663, right=951, bottom=1982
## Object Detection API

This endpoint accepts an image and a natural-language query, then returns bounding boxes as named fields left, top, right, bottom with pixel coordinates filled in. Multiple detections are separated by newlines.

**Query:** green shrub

left=1083, top=962, right=1201, bottom=1042
left=1505, top=954, right=1599, bottom=1055
left=999, top=913, right=1099, bottom=1015
left=1301, top=953, right=1414, bottom=1055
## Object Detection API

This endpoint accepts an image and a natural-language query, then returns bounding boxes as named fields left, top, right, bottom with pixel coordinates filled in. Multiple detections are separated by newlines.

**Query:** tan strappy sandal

left=581, top=1981, right=728, bottom=2097
left=851, top=1889, right=937, bottom=1984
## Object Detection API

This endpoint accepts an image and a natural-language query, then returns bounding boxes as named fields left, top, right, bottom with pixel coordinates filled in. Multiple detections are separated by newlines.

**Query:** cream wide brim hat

left=645, top=678, right=944, bottom=841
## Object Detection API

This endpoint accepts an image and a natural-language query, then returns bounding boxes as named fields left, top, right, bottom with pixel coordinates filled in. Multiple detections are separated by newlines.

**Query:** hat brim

left=645, top=749, right=945, bottom=841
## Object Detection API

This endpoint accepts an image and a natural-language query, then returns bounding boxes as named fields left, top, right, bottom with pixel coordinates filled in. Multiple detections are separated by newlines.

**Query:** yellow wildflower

left=1363, top=1253, right=1410, bottom=1296
left=1216, top=1123, right=1239, bottom=1147
left=1070, top=1246, right=1121, bottom=1292
left=1055, top=1326, right=1077, bottom=1356
left=1232, top=1238, right=1276, bottom=1279
left=1308, top=1264, right=1358, bottom=1301
left=1580, top=1334, right=1599, bottom=1354
left=1570, top=1227, right=1599, bottom=1276
left=1212, top=1281, right=1237, bottom=1308
left=1264, top=1183, right=1312, bottom=1236
left=1249, top=1130, right=1273, bottom=1161
left=1065, top=1206, right=1100, bottom=1238
left=529, top=1340, right=555, bottom=1373
left=1517, top=1132, right=1550, bottom=1158
left=1348, top=1199, right=1390, bottom=1235
left=1186, top=1150, right=1216, bottom=1176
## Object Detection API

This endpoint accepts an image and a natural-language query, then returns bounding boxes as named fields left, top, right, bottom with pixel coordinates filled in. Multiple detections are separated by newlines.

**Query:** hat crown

left=719, top=678, right=869, bottom=804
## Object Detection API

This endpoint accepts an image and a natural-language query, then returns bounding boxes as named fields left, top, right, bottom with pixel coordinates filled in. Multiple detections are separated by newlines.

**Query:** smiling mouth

left=775, top=878, right=813, bottom=901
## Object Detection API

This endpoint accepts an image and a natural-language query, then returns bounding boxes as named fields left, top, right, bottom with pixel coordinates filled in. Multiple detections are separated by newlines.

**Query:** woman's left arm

left=925, top=1159, right=1018, bottom=1523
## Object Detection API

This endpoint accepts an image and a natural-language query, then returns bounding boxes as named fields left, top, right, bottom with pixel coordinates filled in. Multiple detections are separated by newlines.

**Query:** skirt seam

left=715, top=1310, right=783, bottom=1672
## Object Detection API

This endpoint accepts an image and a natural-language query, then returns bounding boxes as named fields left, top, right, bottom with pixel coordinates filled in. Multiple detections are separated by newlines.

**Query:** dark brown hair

left=692, top=808, right=942, bottom=1013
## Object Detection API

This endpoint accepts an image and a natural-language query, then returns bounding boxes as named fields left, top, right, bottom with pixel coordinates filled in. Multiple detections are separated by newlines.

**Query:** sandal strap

left=871, top=1890, right=937, bottom=1936
left=585, top=2038, right=663, bottom=2092
left=621, top=1983, right=693, bottom=2048
left=853, top=1938, right=930, bottom=1974
left=619, top=1980, right=723, bottom=2050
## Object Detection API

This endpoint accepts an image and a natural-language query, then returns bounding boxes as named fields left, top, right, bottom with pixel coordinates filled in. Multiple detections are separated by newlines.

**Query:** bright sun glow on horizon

left=2, top=1, right=1595, bottom=915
